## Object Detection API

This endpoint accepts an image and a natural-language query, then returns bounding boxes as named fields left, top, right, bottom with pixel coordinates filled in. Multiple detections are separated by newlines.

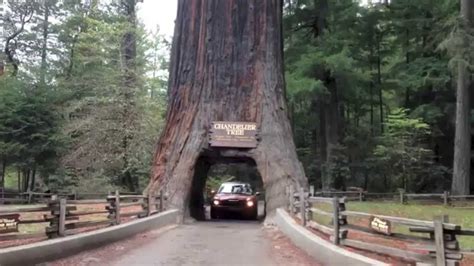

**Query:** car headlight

left=213, top=200, right=219, bottom=206
left=246, top=201, right=254, bottom=207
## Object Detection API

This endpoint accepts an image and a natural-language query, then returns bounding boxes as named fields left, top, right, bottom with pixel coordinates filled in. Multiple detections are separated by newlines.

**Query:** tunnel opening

left=189, top=155, right=265, bottom=221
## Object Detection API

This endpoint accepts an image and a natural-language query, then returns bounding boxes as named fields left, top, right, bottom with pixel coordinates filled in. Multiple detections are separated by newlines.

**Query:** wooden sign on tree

left=209, top=121, right=258, bottom=148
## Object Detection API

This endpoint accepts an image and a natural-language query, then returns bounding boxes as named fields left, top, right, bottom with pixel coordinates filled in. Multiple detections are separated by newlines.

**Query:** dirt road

left=109, top=220, right=320, bottom=266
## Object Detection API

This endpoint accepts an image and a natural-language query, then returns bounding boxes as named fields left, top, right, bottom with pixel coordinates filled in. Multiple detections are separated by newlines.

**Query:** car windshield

left=218, top=184, right=253, bottom=195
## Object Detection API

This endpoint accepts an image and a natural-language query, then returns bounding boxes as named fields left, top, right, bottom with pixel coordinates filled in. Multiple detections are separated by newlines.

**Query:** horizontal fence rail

left=0, top=190, right=146, bottom=205
left=287, top=185, right=474, bottom=266
left=309, top=187, right=474, bottom=207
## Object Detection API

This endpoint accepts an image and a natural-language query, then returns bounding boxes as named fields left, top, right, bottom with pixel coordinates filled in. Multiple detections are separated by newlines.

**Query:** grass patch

left=311, top=201, right=474, bottom=249
left=4, top=167, right=19, bottom=190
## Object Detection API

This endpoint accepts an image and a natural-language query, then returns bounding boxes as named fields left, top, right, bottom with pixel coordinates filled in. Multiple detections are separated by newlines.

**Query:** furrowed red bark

left=147, top=0, right=307, bottom=220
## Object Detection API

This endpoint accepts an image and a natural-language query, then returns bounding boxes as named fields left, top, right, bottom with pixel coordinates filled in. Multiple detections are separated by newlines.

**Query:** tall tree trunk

left=120, top=0, right=138, bottom=192
left=405, top=29, right=410, bottom=108
left=325, top=77, right=340, bottom=189
left=147, top=0, right=307, bottom=220
left=17, top=168, right=21, bottom=192
left=319, top=102, right=328, bottom=189
left=40, top=1, right=50, bottom=86
left=0, top=160, right=6, bottom=190
left=315, top=0, right=328, bottom=38
left=452, top=0, right=472, bottom=195
left=377, top=40, right=384, bottom=134
left=368, top=50, right=375, bottom=136
left=30, top=165, right=36, bottom=192
left=23, top=169, right=30, bottom=192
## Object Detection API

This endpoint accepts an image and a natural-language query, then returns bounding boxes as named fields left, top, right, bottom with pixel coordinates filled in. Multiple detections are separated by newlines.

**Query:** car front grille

left=220, top=199, right=246, bottom=207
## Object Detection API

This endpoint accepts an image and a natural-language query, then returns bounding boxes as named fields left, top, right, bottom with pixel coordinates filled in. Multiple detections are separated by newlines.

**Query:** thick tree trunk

left=147, top=0, right=307, bottom=220
left=451, top=0, right=472, bottom=195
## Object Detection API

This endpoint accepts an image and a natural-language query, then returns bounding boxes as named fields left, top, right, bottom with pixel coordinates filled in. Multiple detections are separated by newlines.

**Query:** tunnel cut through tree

left=146, top=0, right=307, bottom=220
left=190, top=157, right=264, bottom=220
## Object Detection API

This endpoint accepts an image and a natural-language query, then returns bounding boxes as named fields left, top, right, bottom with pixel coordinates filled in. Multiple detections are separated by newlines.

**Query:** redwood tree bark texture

left=147, top=0, right=307, bottom=220
left=451, top=0, right=472, bottom=195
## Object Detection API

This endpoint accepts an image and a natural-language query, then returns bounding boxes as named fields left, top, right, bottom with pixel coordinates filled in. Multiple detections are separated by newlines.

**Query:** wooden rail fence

left=0, top=191, right=165, bottom=244
left=310, top=187, right=474, bottom=206
left=0, top=190, right=146, bottom=205
left=289, top=185, right=474, bottom=266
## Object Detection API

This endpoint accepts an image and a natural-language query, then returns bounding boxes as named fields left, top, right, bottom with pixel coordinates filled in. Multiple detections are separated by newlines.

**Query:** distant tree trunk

left=30, top=165, right=36, bottom=192
left=0, top=160, right=6, bottom=189
left=368, top=50, right=375, bottom=136
left=40, top=1, right=50, bottom=85
left=376, top=39, right=384, bottom=133
left=405, top=29, right=410, bottom=108
left=319, top=102, right=328, bottom=189
left=22, top=169, right=30, bottom=192
left=363, top=169, right=369, bottom=190
left=0, top=61, right=4, bottom=76
left=452, top=0, right=472, bottom=195
left=120, top=0, right=138, bottom=192
left=147, top=0, right=307, bottom=220
left=17, top=168, right=21, bottom=192
left=315, top=0, right=328, bottom=37
left=325, top=76, right=340, bottom=189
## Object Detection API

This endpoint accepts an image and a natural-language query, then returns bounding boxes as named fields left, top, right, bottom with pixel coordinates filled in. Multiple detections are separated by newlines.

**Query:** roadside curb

left=0, top=209, right=179, bottom=266
left=275, top=208, right=388, bottom=266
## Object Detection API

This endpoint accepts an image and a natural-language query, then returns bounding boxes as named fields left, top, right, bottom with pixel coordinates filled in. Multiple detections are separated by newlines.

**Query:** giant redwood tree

left=147, top=0, right=307, bottom=220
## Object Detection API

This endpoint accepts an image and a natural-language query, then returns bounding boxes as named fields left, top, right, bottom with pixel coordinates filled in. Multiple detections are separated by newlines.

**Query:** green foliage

left=372, top=109, right=437, bottom=191
left=0, top=77, right=65, bottom=176
left=0, top=0, right=169, bottom=193
left=284, top=0, right=462, bottom=193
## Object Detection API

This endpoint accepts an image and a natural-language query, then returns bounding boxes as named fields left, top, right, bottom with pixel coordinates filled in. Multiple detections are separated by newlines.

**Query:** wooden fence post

left=27, top=190, right=33, bottom=204
left=46, top=195, right=58, bottom=238
left=443, top=191, right=449, bottom=206
left=114, top=190, right=121, bottom=225
left=399, top=190, right=405, bottom=204
left=147, top=193, right=153, bottom=216
left=309, top=185, right=314, bottom=197
left=332, top=197, right=340, bottom=245
left=159, top=190, right=164, bottom=212
left=300, top=187, right=306, bottom=226
left=59, top=198, right=66, bottom=237
left=289, top=185, right=295, bottom=214
left=359, top=191, right=363, bottom=202
left=434, top=216, right=447, bottom=266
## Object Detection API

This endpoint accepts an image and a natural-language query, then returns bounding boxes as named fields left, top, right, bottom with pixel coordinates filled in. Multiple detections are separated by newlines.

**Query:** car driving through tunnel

left=210, top=182, right=260, bottom=220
